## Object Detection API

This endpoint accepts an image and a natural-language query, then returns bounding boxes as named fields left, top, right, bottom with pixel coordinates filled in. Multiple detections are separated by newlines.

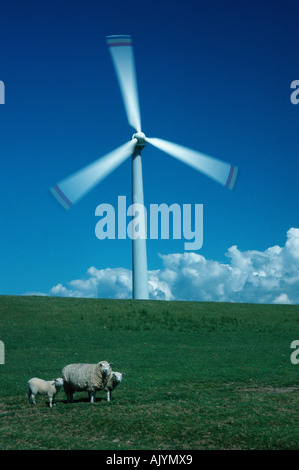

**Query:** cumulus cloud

left=273, top=293, right=292, bottom=305
left=49, top=228, right=299, bottom=304
left=50, top=267, right=132, bottom=299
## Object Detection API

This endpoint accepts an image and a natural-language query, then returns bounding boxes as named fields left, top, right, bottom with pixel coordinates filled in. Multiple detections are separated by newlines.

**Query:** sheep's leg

left=90, top=392, right=96, bottom=403
left=31, top=394, right=36, bottom=405
left=65, top=389, right=73, bottom=403
left=27, top=389, right=32, bottom=403
left=66, top=393, right=73, bottom=403
left=107, top=391, right=112, bottom=402
left=49, top=397, right=53, bottom=408
left=64, top=384, right=73, bottom=403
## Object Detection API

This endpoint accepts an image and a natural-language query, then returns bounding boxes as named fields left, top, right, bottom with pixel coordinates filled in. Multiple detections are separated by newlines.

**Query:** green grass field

left=0, top=295, right=298, bottom=450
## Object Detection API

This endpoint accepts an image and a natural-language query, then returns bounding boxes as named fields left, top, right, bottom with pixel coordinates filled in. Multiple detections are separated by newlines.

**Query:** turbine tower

left=50, top=35, right=238, bottom=300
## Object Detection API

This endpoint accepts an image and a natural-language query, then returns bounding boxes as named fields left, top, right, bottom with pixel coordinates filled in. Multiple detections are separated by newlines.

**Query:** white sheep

left=27, top=377, right=64, bottom=408
left=104, top=371, right=124, bottom=402
left=62, top=360, right=112, bottom=403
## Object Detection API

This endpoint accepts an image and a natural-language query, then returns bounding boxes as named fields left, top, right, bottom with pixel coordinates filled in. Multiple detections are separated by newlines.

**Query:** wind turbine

left=50, top=34, right=238, bottom=300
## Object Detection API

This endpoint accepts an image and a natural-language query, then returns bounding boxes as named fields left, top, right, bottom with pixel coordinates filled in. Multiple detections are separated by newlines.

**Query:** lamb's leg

left=107, top=390, right=112, bottom=402
left=49, top=396, right=53, bottom=408
left=90, top=392, right=96, bottom=403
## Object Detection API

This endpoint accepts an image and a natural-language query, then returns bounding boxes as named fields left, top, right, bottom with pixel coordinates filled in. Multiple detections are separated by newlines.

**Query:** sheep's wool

left=62, top=361, right=111, bottom=392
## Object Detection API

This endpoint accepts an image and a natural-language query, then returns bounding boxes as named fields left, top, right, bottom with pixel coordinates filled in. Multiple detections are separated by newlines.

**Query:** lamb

left=62, top=360, right=112, bottom=403
left=27, top=377, right=64, bottom=408
left=104, top=371, right=124, bottom=402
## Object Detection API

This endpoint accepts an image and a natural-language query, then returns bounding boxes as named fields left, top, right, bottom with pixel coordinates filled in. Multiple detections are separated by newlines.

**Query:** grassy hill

left=0, top=295, right=298, bottom=450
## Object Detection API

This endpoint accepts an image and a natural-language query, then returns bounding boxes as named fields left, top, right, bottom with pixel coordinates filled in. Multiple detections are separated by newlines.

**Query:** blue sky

left=1, top=0, right=299, bottom=303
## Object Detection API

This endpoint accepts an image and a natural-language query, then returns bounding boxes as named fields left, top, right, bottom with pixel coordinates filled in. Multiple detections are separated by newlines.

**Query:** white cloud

left=50, top=267, right=132, bottom=299
left=273, top=293, right=292, bottom=305
left=25, top=292, right=48, bottom=297
left=49, top=228, right=299, bottom=304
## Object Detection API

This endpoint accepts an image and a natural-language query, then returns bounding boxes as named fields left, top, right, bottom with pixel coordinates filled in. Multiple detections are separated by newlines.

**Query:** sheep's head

left=98, top=361, right=112, bottom=376
left=54, top=378, right=64, bottom=388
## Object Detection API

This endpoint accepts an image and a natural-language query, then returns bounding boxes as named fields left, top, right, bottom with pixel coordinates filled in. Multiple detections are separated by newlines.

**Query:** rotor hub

left=132, top=131, right=146, bottom=148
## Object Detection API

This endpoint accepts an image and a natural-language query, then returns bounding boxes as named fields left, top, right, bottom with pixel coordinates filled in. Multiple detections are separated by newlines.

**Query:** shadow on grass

left=59, top=396, right=106, bottom=405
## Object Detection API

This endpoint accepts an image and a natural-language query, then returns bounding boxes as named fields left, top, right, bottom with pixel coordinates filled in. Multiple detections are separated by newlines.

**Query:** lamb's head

left=112, top=372, right=123, bottom=384
left=54, top=378, right=64, bottom=389
left=98, top=361, right=112, bottom=377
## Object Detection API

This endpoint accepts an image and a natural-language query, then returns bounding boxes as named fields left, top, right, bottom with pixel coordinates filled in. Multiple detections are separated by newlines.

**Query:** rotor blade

left=50, top=140, right=136, bottom=209
left=146, top=137, right=238, bottom=189
left=106, top=35, right=141, bottom=132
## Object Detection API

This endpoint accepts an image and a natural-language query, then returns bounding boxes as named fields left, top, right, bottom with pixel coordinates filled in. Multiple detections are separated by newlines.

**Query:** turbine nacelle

left=132, top=131, right=146, bottom=148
